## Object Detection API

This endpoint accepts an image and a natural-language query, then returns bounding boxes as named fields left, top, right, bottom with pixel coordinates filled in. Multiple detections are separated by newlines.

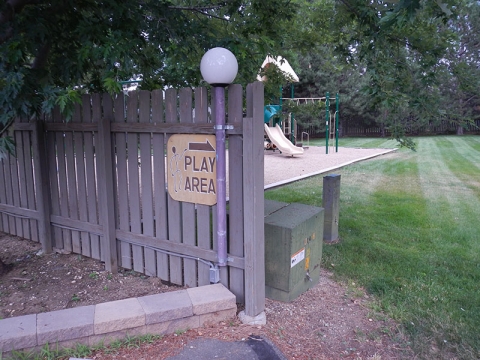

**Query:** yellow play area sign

left=167, top=134, right=217, bottom=205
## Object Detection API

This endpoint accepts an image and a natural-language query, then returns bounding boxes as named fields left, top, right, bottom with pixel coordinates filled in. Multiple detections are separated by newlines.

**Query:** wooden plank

left=126, top=91, right=144, bottom=273
left=194, top=87, right=212, bottom=286
left=15, top=125, right=30, bottom=239
left=138, top=90, right=156, bottom=276
left=84, top=95, right=100, bottom=259
left=45, top=123, right=97, bottom=132
left=113, top=94, right=132, bottom=269
left=116, top=229, right=244, bottom=268
left=72, top=103, right=90, bottom=256
left=111, top=122, right=242, bottom=134
left=46, top=111, right=63, bottom=249
left=31, top=120, right=52, bottom=252
left=13, top=123, right=35, bottom=131
left=179, top=88, right=197, bottom=287
left=64, top=110, right=81, bottom=253
left=243, top=82, right=265, bottom=317
left=165, top=88, right=183, bottom=285
left=54, top=107, right=72, bottom=251
left=0, top=157, right=7, bottom=232
left=0, top=203, right=38, bottom=219
left=3, top=143, right=16, bottom=234
left=151, top=89, right=169, bottom=280
left=9, top=147, right=22, bottom=237
left=45, top=121, right=242, bottom=134
left=97, top=94, right=118, bottom=272
left=86, top=94, right=102, bottom=260
left=227, top=84, right=245, bottom=302
left=79, top=95, right=92, bottom=257
left=50, top=215, right=103, bottom=235
left=23, top=124, right=38, bottom=242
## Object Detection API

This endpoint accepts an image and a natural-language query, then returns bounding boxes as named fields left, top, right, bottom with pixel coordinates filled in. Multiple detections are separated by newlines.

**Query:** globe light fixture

left=200, top=47, right=238, bottom=86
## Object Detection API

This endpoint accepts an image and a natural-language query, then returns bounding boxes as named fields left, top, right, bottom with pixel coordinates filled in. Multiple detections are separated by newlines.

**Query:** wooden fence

left=0, top=83, right=265, bottom=317
left=299, top=118, right=480, bottom=138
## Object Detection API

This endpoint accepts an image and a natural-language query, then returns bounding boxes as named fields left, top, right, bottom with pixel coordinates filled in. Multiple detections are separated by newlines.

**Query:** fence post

left=243, top=81, right=265, bottom=319
left=97, top=106, right=118, bottom=273
left=323, top=174, right=341, bottom=243
left=32, top=120, right=52, bottom=253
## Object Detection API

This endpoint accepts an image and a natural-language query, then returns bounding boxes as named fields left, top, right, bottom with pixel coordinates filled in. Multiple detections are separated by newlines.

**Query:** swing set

left=281, top=92, right=340, bottom=154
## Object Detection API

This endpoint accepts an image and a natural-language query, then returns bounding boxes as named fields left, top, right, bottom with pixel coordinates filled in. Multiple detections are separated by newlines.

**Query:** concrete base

left=238, top=311, right=266, bottom=326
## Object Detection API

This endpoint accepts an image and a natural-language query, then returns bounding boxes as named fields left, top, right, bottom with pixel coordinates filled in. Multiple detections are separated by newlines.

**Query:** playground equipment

left=258, top=56, right=339, bottom=153
left=282, top=93, right=340, bottom=154
left=264, top=124, right=304, bottom=156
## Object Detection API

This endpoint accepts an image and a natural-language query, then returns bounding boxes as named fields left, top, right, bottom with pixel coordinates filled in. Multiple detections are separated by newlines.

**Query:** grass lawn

left=265, top=135, right=480, bottom=359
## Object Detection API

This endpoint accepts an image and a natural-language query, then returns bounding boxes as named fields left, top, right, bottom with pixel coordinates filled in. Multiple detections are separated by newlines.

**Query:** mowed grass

left=309, top=137, right=398, bottom=149
left=265, top=136, right=480, bottom=359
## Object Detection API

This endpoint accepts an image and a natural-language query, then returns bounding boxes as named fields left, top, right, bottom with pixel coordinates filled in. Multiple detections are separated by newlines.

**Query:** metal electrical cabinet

left=264, top=200, right=324, bottom=302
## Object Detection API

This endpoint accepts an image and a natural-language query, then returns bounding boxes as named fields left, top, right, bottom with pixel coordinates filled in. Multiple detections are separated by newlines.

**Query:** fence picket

left=194, top=87, right=212, bottom=286
left=126, top=91, right=144, bottom=272
left=23, top=120, right=38, bottom=242
left=73, top=103, right=90, bottom=256
left=165, top=88, right=183, bottom=285
left=152, top=89, right=169, bottom=280
left=139, top=90, right=156, bottom=276
left=244, top=82, right=265, bottom=317
left=65, top=109, right=81, bottom=253
left=227, top=84, right=245, bottom=302
left=97, top=94, right=118, bottom=272
left=46, top=111, right=62, bottom=248
left=54, top=107, right=73, bottom=251
left=14, top=122, right=29, bottom=239
left=81, top=95, right=96, bottom=259
left=89, top=94, right=102, bottom=259
left=32, top=120, right=52, bottom=253
left=179, top=88, right=197, bottom=287
left=0, top=156, right=9, bottom=232
left=114, top=94, right=132, bottom=269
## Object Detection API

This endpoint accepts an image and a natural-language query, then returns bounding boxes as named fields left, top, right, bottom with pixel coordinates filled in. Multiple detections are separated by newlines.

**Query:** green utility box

left=264, top=200, right=324, bottom=302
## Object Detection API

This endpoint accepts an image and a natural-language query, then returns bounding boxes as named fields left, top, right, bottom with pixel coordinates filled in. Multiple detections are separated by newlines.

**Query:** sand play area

left=263, top=146, right=396, bottom=188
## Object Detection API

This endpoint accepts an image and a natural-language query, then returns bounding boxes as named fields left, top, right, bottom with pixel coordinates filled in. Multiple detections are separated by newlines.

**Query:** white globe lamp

left=200, top=47, right=238, bottom=86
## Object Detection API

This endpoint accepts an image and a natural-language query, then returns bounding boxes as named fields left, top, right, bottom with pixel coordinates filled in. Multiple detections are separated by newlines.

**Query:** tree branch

left=169, top=5, right=230, bottom=21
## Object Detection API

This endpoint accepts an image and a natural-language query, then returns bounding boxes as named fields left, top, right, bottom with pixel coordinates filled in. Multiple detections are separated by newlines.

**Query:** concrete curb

left=0, top=283, right=236, bottom=355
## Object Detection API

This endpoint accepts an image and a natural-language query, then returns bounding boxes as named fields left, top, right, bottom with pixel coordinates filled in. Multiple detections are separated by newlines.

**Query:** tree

left=0, top=0, right=295, bottom=156
left=435, top=0, right=480, bottom=134
left=254, top=0, right=460, bottom=147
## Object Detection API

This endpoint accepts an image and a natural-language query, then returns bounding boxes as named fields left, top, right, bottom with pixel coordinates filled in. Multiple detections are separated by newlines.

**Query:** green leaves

left=0, top=136, right=15, bottom=160
left=55, top=89, right=82, bottom=121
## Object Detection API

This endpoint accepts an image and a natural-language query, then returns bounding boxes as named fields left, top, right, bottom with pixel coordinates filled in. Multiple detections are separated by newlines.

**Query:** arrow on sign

left=188, top=140, right=215, bottom=152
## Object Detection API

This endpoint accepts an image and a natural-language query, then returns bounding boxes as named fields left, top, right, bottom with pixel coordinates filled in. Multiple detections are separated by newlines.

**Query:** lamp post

left=200, top=47, right=238, bottom=267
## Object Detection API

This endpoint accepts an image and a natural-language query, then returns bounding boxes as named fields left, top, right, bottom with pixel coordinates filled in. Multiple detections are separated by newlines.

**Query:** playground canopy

left=257, top=56, right=300, bottom=83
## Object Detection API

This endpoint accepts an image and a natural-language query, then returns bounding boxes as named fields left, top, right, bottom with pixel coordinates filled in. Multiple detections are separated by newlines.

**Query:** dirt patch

left=0, top=232, right=413, bottom=359
left=0, top=233, right=182, bottom=318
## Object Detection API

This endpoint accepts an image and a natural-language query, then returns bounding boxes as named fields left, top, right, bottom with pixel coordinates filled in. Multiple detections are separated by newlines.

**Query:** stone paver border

left=0, top=283, right=236, bottom=356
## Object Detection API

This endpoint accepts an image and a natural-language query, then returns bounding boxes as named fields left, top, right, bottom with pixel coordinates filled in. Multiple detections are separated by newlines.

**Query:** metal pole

left=335, top=93, right=340, bottom=153
left=325, top=92, right=330, bottom=154
left=290, top=84, right=295, bottom=144
left=214, top=86, right=227, bottom=266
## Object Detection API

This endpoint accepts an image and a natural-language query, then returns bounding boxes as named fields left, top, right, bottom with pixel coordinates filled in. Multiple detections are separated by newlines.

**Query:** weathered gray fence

left=299, top=119, right=480, bottom=138
left=0, top=83, right=265, bottom=317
